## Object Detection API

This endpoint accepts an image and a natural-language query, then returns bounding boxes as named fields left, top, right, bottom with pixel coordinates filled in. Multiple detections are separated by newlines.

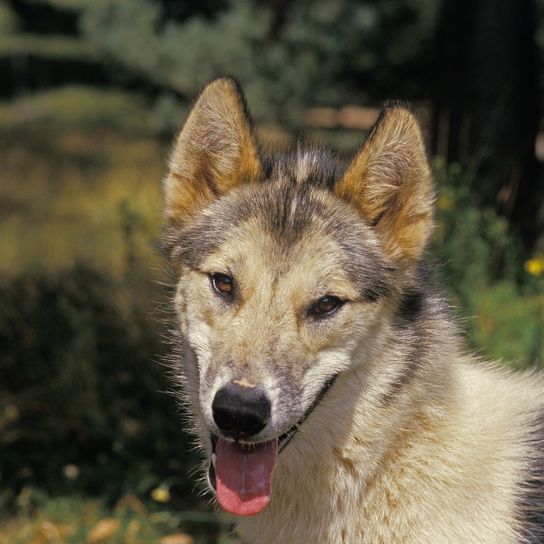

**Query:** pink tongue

left=215, top=438, right=278, bottom=516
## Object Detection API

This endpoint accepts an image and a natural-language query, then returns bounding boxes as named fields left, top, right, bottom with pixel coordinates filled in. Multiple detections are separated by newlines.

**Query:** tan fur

left=334, top=108, right=433, bottom=261
left=236, top=361, right=544, bottom=544
left=163, top=79, right=544, bottom=544
left=164, top=78, right=261, bottom=226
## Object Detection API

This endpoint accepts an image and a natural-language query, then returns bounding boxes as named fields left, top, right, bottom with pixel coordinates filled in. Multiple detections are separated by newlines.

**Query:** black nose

left=212, top=383, right=271, bottom=439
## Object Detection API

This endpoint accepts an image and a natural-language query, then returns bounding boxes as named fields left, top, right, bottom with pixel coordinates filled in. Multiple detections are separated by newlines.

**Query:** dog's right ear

left=164, top=78, right=262, bottom=226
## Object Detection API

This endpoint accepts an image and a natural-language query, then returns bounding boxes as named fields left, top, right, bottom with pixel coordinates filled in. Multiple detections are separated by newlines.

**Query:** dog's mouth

left=208, top=374, right=337, bottom=516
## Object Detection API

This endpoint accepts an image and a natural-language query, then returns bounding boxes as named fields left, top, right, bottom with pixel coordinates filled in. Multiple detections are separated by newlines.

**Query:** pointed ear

left=334, top=107, right=433, bottom=262
left=164, top=78, right=262, bottom=226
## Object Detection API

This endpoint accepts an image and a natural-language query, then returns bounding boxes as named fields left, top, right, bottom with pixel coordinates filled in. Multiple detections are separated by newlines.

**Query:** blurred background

left=0, top=0, right=543, bottom=542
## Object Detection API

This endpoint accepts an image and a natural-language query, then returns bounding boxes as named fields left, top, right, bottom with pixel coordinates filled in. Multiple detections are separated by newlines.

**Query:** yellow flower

left=151, top=486, right=171, bottom=503
left=524, top=257, right=544, bottom=277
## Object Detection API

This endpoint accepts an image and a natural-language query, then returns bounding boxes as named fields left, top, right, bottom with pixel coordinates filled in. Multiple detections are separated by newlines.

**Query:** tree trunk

left=432, top=0, right=543, bottom=253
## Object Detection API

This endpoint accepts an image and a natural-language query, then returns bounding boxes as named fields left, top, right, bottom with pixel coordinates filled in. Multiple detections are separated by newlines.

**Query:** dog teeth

left=212, top=453, right=216, bottom=468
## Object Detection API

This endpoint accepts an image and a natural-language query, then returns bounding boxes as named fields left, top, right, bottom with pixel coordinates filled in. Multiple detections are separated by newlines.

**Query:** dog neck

left=235, top=353, right=455, bottom=543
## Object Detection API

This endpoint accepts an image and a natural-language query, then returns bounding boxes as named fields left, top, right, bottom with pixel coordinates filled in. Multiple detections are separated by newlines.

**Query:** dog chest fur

left=236, top=360, right=543, bottom=544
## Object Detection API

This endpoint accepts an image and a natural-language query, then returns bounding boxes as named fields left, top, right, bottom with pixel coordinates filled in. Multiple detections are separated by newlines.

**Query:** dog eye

left=210, top=273, right=234, bottom=297
left=308, top=296, right=344, bottom=318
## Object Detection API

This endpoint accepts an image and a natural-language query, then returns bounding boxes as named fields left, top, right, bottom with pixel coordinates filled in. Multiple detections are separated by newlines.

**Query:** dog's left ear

left=334, top=107, right=433, bottom=262
left=164, top=77, right=262, bottom=226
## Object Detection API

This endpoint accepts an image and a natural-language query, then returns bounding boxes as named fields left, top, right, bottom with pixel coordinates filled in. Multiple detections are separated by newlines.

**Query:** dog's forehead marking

left=287, top=149, right=326, bottom=227
left=288, top=193, right=298, bottom=227
left=264, top=146, right=346, bottom=190
left=294, top=149, right=319, bottom=184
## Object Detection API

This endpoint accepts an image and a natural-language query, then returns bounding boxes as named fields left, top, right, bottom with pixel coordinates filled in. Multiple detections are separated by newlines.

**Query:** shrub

left=0, top=266, right=199, bottom=507
left=432, top=159, right=543, bottom=367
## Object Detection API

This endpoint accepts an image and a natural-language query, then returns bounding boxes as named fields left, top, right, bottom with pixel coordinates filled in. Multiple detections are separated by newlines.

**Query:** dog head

left=162, top=78, right=433, bottom=516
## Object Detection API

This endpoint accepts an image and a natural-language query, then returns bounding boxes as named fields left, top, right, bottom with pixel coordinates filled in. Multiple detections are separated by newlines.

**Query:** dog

left=161, top=77, right=544, bottom=543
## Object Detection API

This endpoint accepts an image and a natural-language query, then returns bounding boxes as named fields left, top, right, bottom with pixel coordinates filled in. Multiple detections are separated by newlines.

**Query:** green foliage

left=469, top=282, right=543, bottom=367
left=433, top=160, right=517, bottom=296
left=0, top=86, right=148, bottom=132
left=432, top=159, right=543, bottom=367
left=79, top=0, right=438, bottom=128
left=0, top=266, right=190, bottom=503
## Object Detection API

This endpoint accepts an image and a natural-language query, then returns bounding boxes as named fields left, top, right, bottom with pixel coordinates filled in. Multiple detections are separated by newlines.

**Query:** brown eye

left=210, top=273, right=234, bottom=297
left=308, top=296, right=344, bottom=318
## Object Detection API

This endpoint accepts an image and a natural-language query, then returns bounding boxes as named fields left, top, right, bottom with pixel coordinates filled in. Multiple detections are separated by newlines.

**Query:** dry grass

left=0, top=492, right=233, bottom=544
left=0, top=130, right=165, bottom=279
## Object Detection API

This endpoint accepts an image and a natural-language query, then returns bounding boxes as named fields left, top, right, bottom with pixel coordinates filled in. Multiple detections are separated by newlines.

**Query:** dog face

left=162, top=78, right=433, bottom=516
left=174, top=181, right=392, bottom=434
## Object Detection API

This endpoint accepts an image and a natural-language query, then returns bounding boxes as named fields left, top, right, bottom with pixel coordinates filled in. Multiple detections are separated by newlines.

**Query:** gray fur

left=165, top=147, right=394, bottom=303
